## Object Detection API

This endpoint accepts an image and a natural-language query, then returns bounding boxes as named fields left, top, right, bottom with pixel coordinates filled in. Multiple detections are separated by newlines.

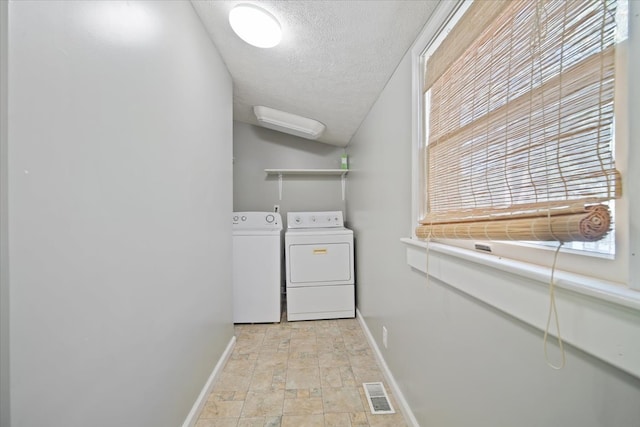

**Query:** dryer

left=285, top=211, right=355, bottom=321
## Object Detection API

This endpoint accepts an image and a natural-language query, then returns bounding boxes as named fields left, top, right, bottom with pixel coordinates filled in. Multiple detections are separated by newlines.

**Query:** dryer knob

left=265, top=214, right=275, bottom=223
left=233, top=216, right=239, bottom=221
left=241, top=216, right=247, bottom=221
left=295, top=217, right=302, bottom=224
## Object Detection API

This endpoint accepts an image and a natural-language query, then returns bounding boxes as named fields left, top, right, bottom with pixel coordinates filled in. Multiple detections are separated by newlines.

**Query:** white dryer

left=285, top=211, right=355, bottom=321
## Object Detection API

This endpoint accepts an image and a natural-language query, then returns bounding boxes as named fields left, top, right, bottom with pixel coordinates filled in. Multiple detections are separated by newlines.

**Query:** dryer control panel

left=287, top=211, right=344, bottom=229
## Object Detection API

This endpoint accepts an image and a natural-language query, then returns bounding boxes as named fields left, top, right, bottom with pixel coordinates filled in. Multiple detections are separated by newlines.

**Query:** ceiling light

left=229, top=4, right=282, bottom=48
left=254, top=106, right=326, bottom=140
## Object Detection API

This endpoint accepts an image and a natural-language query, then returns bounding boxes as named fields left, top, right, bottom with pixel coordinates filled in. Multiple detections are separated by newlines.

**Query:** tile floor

left=195, top=317, right=407, bottom=427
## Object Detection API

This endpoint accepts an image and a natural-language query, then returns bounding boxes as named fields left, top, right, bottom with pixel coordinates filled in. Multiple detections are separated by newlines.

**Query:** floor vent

left=363, top=382, right=395, bottom=415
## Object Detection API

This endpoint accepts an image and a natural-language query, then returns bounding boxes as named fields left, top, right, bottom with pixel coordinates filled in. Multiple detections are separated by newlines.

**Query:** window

left=413, top=0, right=630, bottom=284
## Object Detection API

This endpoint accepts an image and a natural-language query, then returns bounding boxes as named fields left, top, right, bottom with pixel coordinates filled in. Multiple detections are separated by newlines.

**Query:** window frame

left=411, top=0, right=635, bottom=288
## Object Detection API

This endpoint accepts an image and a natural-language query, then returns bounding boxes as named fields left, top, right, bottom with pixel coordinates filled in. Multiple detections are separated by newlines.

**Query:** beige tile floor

left=195, top=317, right=407, bottom=427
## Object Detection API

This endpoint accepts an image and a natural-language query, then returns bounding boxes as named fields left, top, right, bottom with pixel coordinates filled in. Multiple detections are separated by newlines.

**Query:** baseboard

left=356, top=309, right=420, bottom=427
left=181, top=335, right=236, bottom=427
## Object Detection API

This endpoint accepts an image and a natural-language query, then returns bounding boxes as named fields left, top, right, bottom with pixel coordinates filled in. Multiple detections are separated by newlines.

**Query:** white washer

left=232, top=212, right=282, bottom=323
left=285, top=211, right=355, bottom=321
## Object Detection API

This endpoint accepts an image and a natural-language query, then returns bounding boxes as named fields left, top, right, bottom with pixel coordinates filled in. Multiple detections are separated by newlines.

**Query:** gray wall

left=346, top=40, right=640, bottom=427
left=7, top=2, right=234, bottom=426
left=1, top=0, right=9, bottom=425
left=233, top=121, right=346, bottom=226
left=629, top=0, right=640, bottom=289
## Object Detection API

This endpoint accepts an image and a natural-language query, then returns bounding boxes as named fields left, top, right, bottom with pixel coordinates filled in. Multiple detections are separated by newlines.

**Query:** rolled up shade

left=417, top=0, right=620, bottom=242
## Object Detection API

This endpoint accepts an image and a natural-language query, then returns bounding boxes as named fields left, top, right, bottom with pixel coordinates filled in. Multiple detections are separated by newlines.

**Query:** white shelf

left=265, top=168, right=349, bottom=176
left=264, top=169, right=349, bottom=200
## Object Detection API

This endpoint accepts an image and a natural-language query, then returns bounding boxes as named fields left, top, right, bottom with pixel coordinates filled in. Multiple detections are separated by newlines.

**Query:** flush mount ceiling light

left=254, top=106, right=326, bottom=140
left=229, top=4, right=282, bottom=48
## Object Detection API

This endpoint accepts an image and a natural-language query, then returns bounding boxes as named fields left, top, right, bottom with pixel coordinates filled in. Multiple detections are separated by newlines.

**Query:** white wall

left=7, top=2, right=234, bottom=426
left=347, top=40, right=640, bottom=427
left=233, top=121, right=346, bottom=225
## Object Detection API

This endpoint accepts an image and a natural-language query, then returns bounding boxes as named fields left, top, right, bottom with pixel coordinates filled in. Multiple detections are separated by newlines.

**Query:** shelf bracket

left=264, top=169, right=349, bottom=201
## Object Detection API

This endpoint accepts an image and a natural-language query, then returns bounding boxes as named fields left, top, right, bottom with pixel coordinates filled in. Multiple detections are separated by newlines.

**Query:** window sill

left=401, top=237, right=640, bottom=379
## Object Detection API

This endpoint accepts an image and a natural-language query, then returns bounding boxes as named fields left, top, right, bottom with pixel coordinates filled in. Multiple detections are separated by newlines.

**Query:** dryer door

left=288, top=242, right=352, bottom=285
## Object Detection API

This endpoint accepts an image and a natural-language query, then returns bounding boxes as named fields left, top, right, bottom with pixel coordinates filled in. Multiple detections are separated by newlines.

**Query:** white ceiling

left=191, top=0, right=438, bottom=147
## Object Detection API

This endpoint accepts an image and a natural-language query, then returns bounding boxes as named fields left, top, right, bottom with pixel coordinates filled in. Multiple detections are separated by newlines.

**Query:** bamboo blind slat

left=418, top=197, right=619, bottom=225
left=424, top=0, right=509, bottom=91
left=419, top=0, right=620, bottom=242
left=416, top=205, right=611, bottom=242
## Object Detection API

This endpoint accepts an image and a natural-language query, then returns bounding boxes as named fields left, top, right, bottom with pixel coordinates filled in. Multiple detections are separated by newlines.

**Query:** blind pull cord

left=425, top=226, right=432, bottom=288
left=543, top=241, right=566, bottom=370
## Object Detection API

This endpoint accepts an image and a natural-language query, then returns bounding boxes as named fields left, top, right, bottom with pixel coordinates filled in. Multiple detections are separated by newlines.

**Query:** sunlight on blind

left=417, top=0, right=620, bottom=243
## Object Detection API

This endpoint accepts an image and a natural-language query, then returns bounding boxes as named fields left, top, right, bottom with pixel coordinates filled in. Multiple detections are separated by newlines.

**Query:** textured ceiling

left=191, top=0, right=438, bottom=147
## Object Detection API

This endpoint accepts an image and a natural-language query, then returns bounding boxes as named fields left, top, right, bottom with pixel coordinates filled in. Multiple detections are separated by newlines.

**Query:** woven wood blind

left=424, top=0, right=509, bottom=91
left=416, top=0, right=620, bottom=242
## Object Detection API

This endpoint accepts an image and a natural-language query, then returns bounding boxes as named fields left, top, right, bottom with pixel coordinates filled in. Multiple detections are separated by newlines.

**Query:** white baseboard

left=356, top=309, right=419, bottom=427
left=181, top=335, right=236, bottom=427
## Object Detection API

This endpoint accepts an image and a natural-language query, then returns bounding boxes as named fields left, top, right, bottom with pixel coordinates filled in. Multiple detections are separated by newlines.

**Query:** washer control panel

left=233, top=212, right=282, bottom=230
left=287, top=211, right=344, bottom=229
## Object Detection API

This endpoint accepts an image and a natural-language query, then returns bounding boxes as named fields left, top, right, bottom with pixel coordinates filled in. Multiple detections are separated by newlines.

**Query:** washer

left=232, top=211, right=282, bottom=323
left=285, top=211, right=355, bottom=321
